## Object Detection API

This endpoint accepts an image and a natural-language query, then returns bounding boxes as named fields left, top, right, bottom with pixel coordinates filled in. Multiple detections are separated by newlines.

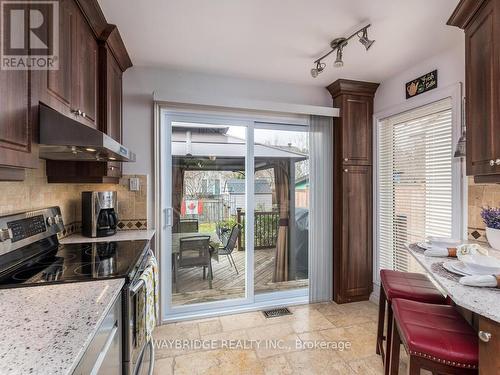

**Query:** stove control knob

left=54, top=215, right=62, bottom=224
left=46, top=217, right=54, bottom=226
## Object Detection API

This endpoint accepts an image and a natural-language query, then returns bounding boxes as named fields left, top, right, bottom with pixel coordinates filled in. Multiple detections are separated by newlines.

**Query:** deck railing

left=236, top=208, right=279, bottom=250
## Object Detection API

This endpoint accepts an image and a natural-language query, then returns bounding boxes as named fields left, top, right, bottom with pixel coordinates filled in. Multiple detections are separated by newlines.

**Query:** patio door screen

left=377, top=98, right=455, bottom=273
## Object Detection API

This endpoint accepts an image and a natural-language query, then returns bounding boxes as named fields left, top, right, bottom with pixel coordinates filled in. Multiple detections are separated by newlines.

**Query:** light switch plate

left=129, top=177, right=140, bottom=191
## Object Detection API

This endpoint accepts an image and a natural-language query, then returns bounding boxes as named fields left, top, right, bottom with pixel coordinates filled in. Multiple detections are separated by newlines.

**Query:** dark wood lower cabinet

left=334, top=165, right=373, bottom=303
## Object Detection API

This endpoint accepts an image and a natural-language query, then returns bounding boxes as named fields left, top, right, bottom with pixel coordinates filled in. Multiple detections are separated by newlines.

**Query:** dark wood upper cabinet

left=75, top=15, right=99, bottom=128
left=448, top=0, right=500, bottom=181
left=327, top=80, right=378, bottom=166
left=42, top=0, right=99, bottom=129
left=0, top=69, right=36, bottom=180
left=328, top=79, right=379, bottom=304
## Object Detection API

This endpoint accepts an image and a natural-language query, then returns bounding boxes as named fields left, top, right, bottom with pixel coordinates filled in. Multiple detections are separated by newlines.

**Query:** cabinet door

left=339, top=165, right=373, bottom=302
left=341, top=95, right=373, bottom=166
left=478, top=317, right=500, bottom=375
left=106, top=53, right=123, bottom=142
left=465, top=0, right=500, bottom=175
left=45, top=0, right=75, bottom=115
left=0, top=69, right=36, bottom=171
left=75, top=13, right=98, bottom=128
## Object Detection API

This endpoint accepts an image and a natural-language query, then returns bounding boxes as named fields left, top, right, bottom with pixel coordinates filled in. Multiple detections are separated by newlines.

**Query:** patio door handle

left=164, top=207, right=173, bottom=228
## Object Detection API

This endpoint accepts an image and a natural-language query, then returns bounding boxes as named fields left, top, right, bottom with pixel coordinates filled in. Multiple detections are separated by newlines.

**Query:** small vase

left=485, top=227, right=500, bottom=250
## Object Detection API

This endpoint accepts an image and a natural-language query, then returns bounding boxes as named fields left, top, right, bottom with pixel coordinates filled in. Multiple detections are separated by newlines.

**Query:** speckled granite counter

left=407, top=243, right=500, bottom=323
left=60, top=229, right=155, bottom=244
left=0, top=279, right=124, bottom=375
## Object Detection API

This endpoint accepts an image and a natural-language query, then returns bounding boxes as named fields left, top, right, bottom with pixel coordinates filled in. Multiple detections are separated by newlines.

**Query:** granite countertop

left=0, top=279, right=125, bottom=375
left=60, top=229, right=155, bottom=244
left=407, top=243, right=500, bottom=323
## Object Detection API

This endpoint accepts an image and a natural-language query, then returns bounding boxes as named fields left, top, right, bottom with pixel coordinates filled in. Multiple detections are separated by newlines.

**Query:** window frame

left=373, top=83, right=466, bottom=287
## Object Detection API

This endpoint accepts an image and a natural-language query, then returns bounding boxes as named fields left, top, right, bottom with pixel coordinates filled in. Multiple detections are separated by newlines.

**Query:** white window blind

left=378, top=98, right=453, bottom=272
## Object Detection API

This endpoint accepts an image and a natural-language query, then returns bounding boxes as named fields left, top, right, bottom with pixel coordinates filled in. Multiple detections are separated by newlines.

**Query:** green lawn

left=199, top=222, right=216, bottom=233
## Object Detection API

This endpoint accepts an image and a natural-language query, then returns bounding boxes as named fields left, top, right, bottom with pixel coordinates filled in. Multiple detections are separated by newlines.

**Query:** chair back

left=225, top=224, right=241, bottom=253
left=180, top=219, right=199, bottom=233
left=178, top=236, right=210, bottom=268
left=216, top=222, right=230, bottom=246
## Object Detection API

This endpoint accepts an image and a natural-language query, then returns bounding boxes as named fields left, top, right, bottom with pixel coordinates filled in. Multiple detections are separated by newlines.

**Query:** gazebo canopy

left=172, top=125, right=306, bottom=171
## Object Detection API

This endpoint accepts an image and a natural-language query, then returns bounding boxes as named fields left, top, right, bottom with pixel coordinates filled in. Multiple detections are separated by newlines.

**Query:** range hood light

left=109, top=157, right=116, bottom=160
left=85, top=147, right=96, bottom=152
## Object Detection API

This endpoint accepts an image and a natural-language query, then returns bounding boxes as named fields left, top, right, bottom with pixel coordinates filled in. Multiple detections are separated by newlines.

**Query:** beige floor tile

left=153, top=357, right=174, bottom=375
left=154, top=321, right=201, bottom=358
left=347, top=355, right=384, bottom=375
left=286, top=350, right=353, bottom=375
left=219, top=311, right=267, bottom=331
left=246, top=323, right=301, bottom=358
left=290, top=311, right=335, bottom=333
left=197, top=318, right=222, bottom=336
left=173, top=349, right=264, bottom=375
left=261, top=354, right=294, bottom=375
left=324, top=308, right=377, bottom=328
left=320, top=322, right=377, bottom=362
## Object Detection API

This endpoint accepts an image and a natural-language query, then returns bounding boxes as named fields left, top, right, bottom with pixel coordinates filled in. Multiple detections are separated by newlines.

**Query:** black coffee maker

left=82, top=191, right=118, bottom=237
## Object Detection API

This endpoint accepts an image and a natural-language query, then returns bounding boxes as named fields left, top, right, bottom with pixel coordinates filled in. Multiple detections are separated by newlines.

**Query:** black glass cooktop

left=0, top=239, right=148, bottom=288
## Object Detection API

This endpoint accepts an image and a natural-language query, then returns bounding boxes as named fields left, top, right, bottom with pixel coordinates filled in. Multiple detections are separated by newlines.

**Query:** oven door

left=129, top=277, right=148, bottom=374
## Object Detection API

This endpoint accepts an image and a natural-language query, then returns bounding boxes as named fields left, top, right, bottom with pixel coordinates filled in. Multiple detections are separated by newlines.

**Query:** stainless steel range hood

left=38, top=104, right=136, bottom=162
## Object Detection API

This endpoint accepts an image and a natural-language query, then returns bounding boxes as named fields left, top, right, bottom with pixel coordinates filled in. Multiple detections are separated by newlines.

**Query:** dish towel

left=140, top=253, right=159, bottom=341
left=459, top=275, right=500, bottom=288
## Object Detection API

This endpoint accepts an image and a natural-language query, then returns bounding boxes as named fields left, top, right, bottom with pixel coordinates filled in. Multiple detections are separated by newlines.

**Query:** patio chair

left=216, top=222, right=231, bottom=246
left=177, top=236, right=212, bottom=291
left=217, top=224, right=241, bottom=275
left=179, top=219, right=199, bottom=233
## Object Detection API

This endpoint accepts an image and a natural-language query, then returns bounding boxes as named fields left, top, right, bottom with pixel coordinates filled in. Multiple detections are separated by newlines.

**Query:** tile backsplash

left=0, top=161, right=148, bottom=236
left=468, top=177, right=500, bottom=242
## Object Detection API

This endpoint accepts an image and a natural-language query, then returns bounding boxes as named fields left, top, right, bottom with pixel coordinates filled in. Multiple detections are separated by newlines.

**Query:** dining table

left=171, top=232, right=222, bottom=291
left=406, top=242, right=500, bottom=374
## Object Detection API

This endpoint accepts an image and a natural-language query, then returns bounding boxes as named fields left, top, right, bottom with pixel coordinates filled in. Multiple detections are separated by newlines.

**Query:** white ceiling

left=98, top=0, right=463, bottom=87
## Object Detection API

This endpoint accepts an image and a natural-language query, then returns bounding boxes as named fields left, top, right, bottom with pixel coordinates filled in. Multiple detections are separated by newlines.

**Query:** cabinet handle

left=82, top=112, right=86, bottom=118
left=496, top=159, right=500, bottom=166
left=490, top=160, right=495, bottom=167
left=109, top=166, right=115, bottom=171
left=344, top=169, right=348, bottom=173
left=71, top=109, right=83, bottom=116
left=478, top=331, right=492, bottom=343
left=344, top=158, right=348, bottom=162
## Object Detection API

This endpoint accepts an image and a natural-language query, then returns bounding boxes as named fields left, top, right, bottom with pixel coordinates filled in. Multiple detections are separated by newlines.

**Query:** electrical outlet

left=129, top=177, right=140, bottom=191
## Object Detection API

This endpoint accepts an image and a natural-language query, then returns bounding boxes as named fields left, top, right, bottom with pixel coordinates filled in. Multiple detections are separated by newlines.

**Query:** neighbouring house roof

left=172, top=125, right=306, bottom=171
left=224, top=179, right=272, bottom=194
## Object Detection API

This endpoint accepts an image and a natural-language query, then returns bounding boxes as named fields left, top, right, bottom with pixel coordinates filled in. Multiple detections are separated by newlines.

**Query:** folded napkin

left=459, top=275, right=500, bottom=288
left=424, top=246, right=457, bottom=257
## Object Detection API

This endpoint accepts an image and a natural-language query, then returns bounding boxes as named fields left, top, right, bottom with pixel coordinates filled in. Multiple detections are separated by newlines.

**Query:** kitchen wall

left=0, top=161, right=148, bottom=236
left=122, top=66, right=331, bottom=228
left=373, top=41, right=500, bottom=241
left=468, top=178, right=500, bottom=242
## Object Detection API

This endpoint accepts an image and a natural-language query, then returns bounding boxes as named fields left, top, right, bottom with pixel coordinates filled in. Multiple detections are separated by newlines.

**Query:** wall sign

left=406, top=70, right=438, bottom=99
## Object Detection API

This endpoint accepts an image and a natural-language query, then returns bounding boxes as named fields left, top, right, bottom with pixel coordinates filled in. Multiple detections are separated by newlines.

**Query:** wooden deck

left=172, top=247, right=308, bottom=305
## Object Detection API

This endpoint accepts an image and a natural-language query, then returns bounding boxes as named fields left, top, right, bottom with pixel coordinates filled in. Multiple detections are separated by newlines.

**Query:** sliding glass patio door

left=160, top=111, right=309, bottom=319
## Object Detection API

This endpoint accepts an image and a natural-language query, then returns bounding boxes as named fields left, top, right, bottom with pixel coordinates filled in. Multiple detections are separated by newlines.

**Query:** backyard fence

left=236, top=208, right=279, bottom=250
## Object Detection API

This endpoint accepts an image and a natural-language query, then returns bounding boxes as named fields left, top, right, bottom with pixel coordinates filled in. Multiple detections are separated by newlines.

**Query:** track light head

left=334, top=47, right=343, bottom=68
left=310, top=62, right=325, bottom=78
left=358, top=29, right=375, bottom=51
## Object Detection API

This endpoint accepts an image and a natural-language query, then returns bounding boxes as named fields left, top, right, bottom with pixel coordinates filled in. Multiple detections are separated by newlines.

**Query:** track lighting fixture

left=358, top=28, right=375, bottom=51
left=311, top=24, right=374, bottom=78
left=310, top=61, right=326, bottom=78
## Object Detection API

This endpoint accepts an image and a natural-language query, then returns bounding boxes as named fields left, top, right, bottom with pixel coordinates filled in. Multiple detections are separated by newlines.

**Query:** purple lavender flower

left=481, top=207, right=500, bottom=230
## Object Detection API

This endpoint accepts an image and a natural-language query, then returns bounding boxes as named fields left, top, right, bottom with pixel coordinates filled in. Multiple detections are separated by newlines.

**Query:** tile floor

left=153, top=300, right=429, bottom=374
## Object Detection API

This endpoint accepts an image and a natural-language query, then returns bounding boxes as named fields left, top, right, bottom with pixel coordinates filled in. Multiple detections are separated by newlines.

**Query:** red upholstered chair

left=389, top=298, right=478, bottom=375
left=377, top=270, right=447, bottom=375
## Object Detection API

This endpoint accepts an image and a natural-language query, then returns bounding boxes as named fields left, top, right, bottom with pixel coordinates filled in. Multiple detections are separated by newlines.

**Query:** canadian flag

left=181, top=200, right=203, bottom=215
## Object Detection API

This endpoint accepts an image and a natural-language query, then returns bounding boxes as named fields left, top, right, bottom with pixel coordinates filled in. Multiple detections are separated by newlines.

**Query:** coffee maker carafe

left=82, top=191, right=118, bottom=237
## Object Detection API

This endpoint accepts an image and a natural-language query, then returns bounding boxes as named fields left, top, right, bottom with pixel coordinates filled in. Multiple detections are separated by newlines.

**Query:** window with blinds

left=377, top=98, right=453, bottom=272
